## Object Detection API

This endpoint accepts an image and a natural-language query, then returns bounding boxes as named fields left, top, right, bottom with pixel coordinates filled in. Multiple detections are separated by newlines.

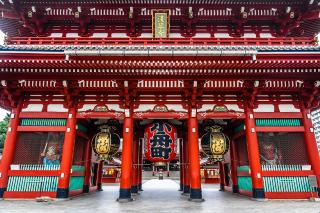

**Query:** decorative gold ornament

left=213, top=105, right=228, bottom=112
left=153, top=104, right=169, bottom=112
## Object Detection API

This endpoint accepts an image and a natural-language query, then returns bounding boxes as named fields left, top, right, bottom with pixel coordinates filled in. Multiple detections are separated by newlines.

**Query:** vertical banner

left=152, top=10, right=170, bottom=38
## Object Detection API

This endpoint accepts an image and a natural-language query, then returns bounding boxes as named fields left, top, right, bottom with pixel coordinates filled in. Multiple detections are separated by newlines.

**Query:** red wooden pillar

left=57, top=107, right=77, bottom=198
left=138, top=138, right=143, bottom=191
left=179, top=137, right=184, bottom=191
left=0, top=103, right=22, bottom=198
left=245, top=106, right=265, bottom=198
left=131, top=137, right=139, bottom=194
left=97, top=160, right=104, bottom=191
left=182, top=131, right=190, bottom=194
left=118, top=113, right=134, bottom=201
left=188, top=112, right=203, bottom=201
left=230, top=140, right=239, bottom=193
left=83, top=139, right=92, bottom=193
left=301, top=103, right=320, bottom=196
left=218, top=162, right=225, bottom=191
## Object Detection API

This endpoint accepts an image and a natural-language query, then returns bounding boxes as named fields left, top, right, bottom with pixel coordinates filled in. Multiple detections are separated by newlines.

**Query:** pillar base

left=232, top=185, right=239, bottom=193
left=56, top=188, right=69, bottom=198
left=117, top=198, right=134, bottom=202
left=252, top=188, right=265, bottom=199
left=317, top=187, right=320, bottom=197
left=179, top=183, right=183, bottom=191
left=0, top=187, right=6, bottom=198
left=131, top=185, right=139, bottom=194
left=138, top=183, right=143, bottom=191
left=189, top=188, right=204, bottom=202
left=83, top=185, right=90, bottom=193
left=97, top=183, right=103, bottom=191
left=118, top=188, right=132, bottom=202
left=219, top=183, right=224, bottom=191
left=182, top=185, right=190, bottom=195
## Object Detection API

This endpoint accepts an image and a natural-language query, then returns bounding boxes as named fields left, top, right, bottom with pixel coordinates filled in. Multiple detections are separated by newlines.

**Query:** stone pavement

left=0, top=179, right=319, bottom=213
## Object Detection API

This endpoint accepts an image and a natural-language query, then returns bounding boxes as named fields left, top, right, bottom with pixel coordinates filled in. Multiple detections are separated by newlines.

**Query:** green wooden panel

left=261, top=164, right=303, bottom=171
left=255, top=119, right=301, bottom=127
left=20, top=118, right=66, bottom=126
left=20, top=164, right=60, bottom=170
left=77, top=123, right=88, bottom=132
left=234, top=124, right=245, bottom=133
left=69, top=176, right=84, bottom=191
left=71, top=165, right=85, bottom=172
left=237, top=166, right=250, bottom=173
left=263, top=176, right=316, bottom=192
left=238, top=176, right=252, bottom=191
left=7, top=176, right=58, bottom=192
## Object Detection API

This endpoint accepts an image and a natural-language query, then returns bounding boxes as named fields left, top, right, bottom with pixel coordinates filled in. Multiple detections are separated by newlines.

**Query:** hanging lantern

left=92, top=125, right=120, bottom=160
left=144, top=121, right=177, bottom=166
left=201, top=125, right=229, bottom=162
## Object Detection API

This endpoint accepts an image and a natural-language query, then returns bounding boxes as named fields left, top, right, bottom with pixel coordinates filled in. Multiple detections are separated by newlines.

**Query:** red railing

left=6, top=37, right=316, bottom=46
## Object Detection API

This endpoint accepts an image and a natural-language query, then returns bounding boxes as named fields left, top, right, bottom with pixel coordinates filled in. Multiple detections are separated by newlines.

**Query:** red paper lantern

left=144, top=121, right=177, bottom=163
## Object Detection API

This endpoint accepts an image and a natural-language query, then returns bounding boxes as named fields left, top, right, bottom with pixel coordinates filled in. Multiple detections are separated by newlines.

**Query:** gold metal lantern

left=200, top=125, right=230, bottom=162
left=92, top=125, right=120, bottom=160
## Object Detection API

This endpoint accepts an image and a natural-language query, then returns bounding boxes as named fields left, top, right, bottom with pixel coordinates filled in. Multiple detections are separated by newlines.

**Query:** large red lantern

left=144, top=121, right=177, bottom=164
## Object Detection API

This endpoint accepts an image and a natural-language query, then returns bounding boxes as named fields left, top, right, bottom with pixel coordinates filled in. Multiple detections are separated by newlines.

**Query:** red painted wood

left=3, top=191, right=57, bottom=199
left=197, top=111, right=245, bottom=120
left=57, top=108, right=77, bottom=190
left=131, top=137, right=139, bottom=188
left=102, top=177, right=118, bottom=183
left=188, top=115, right=202, bottom=190
left=183, top=133, right=190, bottom=188
left=254, top=112, right=302, bottom=118
left=71, top=171, right=85, bottom=177
left=120, top=115, right=134, bottom=191
left=237, top=172, right=251, bottom=177
left=204, top=178, right=220, bottom=184
left=17, top=126, right=66, bottom=132
left=255, top=126, right=305, bottom=132
left=219, top=162, right=226, bottom=186
left=89, top=186, right=98, bottom=192
left=265, top=192, right=318, bottom=199
left=261, top=170, right=314, bottom=177
left=238, top=189, right=253, bottom=197
left=245, top=107, right=264, bottom=190
left=301, top=104, right=320, bottom=188
left=232, top=131, right=245, bottom=141
left=179, top=135, right=184, bottom=187
left=134, top=111, right=188, bottom=120
left=96, top=161, right=104, bottom=191
left=83, top=140, right=92, bottom=189
left=0, top=104, right=22, bottom=190
left=230, top=140, right=239, bottom=188
left=77, top=131, right=89, bottom=140
left=138, top=138, right=143, bottom=188
left=69, top=189, right=83, bottom=197
left=8, top=170, right=59, bottom=176
left=7, top=37, right=316, bottom=46
left=224, top=186, right=233, bottom=192
left=19, top=112, right=68, bottom=118
left=76, top=111, right=124, bottom=119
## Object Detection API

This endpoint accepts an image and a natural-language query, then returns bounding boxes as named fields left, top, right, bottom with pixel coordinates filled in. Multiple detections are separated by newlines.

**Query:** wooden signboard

left=152, top=10, right=170, bottom=38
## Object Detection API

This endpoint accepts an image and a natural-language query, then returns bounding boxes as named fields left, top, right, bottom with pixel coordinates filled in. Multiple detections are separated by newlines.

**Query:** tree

left=0, top=113, right=10, bottom=153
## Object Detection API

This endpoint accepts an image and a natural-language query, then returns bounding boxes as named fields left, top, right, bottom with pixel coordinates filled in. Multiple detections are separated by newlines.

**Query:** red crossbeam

left=6, top=37, right=316, bottom=46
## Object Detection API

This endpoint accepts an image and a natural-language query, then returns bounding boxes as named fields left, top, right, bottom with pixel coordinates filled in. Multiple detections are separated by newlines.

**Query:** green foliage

left=0, top=113, right=10, bottom=153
